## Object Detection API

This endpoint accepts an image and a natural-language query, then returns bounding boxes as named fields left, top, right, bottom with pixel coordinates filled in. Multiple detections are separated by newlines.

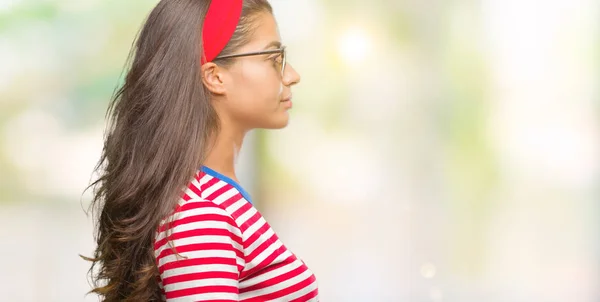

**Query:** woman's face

left=215, top=12, right=301, bottom=130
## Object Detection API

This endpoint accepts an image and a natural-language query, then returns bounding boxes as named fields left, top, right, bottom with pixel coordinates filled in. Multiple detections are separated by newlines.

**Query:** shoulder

left=154, top=198, right=244, bottom=264
left=158, top=198, right=241, bottom=236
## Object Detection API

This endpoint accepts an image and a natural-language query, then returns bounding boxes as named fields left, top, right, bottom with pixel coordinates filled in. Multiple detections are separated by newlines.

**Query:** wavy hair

left=82, top=0, right=272, bottom=300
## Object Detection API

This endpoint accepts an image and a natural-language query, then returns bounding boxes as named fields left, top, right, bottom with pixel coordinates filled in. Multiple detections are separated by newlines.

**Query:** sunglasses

left=214, top=46, right=287, bottom=77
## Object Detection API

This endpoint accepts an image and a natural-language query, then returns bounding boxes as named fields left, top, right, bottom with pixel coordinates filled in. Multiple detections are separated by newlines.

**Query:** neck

left=204, top=124, right=246, bottom=182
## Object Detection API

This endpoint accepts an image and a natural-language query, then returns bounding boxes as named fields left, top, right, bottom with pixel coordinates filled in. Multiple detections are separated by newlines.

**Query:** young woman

left=85, top=0, right=319, bottom=301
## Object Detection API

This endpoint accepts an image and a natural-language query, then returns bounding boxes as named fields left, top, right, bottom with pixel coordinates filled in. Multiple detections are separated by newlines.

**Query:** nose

left=282, top=63, right=301, bottom=87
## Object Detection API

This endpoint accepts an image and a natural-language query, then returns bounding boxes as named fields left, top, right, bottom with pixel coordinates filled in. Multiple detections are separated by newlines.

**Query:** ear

left=201, top=62, right=227, bottom=95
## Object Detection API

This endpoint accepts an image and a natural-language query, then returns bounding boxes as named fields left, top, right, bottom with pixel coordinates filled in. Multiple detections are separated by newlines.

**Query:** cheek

left=226, top=66, right=284, bottom=127
left=240, top=66, right=281, bottom=107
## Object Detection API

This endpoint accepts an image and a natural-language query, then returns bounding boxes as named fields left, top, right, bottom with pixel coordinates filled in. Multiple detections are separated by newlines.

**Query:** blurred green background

left=0, top=0, right=598, bottom=301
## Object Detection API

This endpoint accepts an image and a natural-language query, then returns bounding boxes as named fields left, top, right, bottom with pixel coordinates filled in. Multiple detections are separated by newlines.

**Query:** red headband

left=201, top=0, right=244, bottom=64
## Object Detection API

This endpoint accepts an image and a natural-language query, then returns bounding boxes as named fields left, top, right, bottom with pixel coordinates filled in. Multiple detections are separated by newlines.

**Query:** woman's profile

left=84, top=0, right=319, bottom=300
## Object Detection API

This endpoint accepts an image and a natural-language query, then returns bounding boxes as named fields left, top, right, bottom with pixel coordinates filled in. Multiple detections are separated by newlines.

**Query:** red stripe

left=155, top=228, right=243, bottom=250
left=188, top=183, right=203, bottom=198
left=249, top=273, right=317, bottom=301
left=157, top=213, right=237, bottom=234
left=240, top=263, right=306, bottom=293
left=165, top=285, right=238, bottom=299
left=157, top=242, right=242, bottom=260
left=219, top=192, right=244, bottom=210
left=162, top=271, right=238, bottom=285
left=231, top=201, right=253, bottom=219
left=201, top=176, right=220, bottom=191
left=178, top=200, right=220, bottom=212
left=242, top=221, right=270, bottom=249
left=289, top=288, right=319, bottom=302
left=245, top=244, right=287, bottom=277
left=240, top=254, right=295, bottom=282
left=207, top=181, right=232, bottom=201
left=239, top=211, right=261, bottom=232
left=157, top=174, right=319, bottom=300
left=245, top=232, right=278, bottom=263
left=158, top=257, right=237, bottom=275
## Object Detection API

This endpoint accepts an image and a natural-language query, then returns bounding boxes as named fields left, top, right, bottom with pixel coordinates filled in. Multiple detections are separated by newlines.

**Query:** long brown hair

left=83, top=0, right=272, bottom=301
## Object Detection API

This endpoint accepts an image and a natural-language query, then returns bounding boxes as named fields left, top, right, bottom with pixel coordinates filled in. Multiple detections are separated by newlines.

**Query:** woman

left=85, top=0, right=319, bottom=301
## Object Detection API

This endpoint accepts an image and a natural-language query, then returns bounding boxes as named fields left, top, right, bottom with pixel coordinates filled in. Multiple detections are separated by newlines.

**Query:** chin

left=267, top=119, right=289, bottom=129
left=262, top=114, right=290, bottom=129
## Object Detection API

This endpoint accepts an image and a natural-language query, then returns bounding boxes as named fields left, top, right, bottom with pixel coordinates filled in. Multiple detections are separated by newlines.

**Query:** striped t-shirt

left=154, top=166, right=319, bottom=301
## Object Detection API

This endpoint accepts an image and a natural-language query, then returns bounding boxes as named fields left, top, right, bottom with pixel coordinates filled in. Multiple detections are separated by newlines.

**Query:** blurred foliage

left=0, top=0, right=158, bottom=203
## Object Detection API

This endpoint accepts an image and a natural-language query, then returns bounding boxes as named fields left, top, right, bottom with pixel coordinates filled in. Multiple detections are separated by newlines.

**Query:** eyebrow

left=263, top=41, right=282, bottom=50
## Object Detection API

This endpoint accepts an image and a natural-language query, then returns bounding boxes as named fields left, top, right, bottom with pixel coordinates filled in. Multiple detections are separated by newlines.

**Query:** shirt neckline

left=200, top=166, right=253, bottom=204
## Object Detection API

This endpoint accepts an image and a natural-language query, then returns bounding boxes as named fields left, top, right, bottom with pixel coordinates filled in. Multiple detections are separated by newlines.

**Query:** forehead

left=239, top=12, right=281, bottom=51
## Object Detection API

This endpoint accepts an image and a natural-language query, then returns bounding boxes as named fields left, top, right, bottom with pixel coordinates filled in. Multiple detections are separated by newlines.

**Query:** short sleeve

left=155, top=200, right=244, bottom=301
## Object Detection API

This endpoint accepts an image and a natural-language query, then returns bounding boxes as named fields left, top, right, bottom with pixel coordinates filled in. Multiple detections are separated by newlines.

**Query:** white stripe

left=244, top=239, right=283, bottom=271
left=161, top=263, right=238, bottom=280
left=239, top=254, right=300, bottom=288
left=245, top=227, right=275, bottom=256
left=210, top=187, right=240, bottom=206
left=181, top=185, right=201, bottom=201
left=170, top=204, right=233, bottom=224
left=239, top=268, right=314, bottom=299
left=155, top=235, right=243, bottom=257
left=188, top=177, right=202, bottom=191
left=158, top=249, right=237, bottom=268
left=156, top=208, right=240, bottom=242
left=178, top=173, right=209, bottom=203
left=235, top=206, right=257, bottom=226
left=168, top=292, right=238, bottom=302
left=242, top=216, right=267, bottom=239
left=156, top=219, right=240, bottom=244
left=258, top=249, right=292, bottom=274
left=157, top=176, right=320, bottom=301
left=242, top=249, right=292, bottom=281
left=166, top=204, right=230, bottom=224
left=200, top=179, right=227, bottom=198
left=276, top=276, right=318, bottom=301
left=163, top=277, right=238, bottom=292
left=224, top=198, right=247, bottom=215
left=164, top=198, right=210, bottom=225
left=199, top=173, right=212, bottom=185
left=155, top=198, right=210, bottom=236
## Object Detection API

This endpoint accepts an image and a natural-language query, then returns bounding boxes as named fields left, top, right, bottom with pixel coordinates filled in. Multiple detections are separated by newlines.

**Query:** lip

left=280, top=95, right=292, bottom=102
left=280, top=95, right=292, bottom=108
